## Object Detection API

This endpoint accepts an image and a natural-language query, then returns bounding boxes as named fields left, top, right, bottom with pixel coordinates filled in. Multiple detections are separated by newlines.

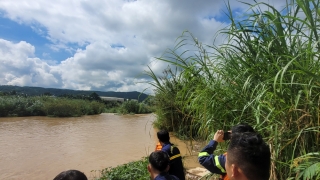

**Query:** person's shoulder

left=154, top=174, right=179, bottom=180
left=171, top=175, right=180, bottom=180
left=161, top=143, right=171, bottom=152
left=171, top=145, right=181, bottom=153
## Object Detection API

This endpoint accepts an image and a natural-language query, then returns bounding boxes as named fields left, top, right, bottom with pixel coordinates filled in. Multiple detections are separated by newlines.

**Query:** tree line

left=0, top=92, right=154, bottom=117
left=0, top=85, right=149, bottom=102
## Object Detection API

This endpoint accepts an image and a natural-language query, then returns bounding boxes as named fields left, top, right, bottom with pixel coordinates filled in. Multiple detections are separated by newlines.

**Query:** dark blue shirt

left=154, top=173, right=179, bottom=180
left=198, top=140, right=227, bottom=175
left=161, top=143, right=172, bottom=154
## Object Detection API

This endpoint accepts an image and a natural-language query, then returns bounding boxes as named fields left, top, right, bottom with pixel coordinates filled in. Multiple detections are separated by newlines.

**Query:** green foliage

left=0, top=96, right=105, bottom=117
left=95, top=157, right=149, bottom=180
left=118, top=100, right=153, bottom=114
left=0, top=96, right=45, bottom=116
left=146, top=0, right=320, bottom=179
left=119, top=100, right=139, bottom=114
left=290, top=152, right=320, bottom=180
left=89, top=92, right=102, bottom=101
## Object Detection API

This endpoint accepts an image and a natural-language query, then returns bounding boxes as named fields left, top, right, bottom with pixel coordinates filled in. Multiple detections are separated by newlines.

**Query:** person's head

left=157, top=130, right=170, bottom=143
left=148, top=151, right=170, bottom=177
left=231, top=123, right=255, bottom=134
left=225, top=132, right=270, bottom=180
left=53, top=170, right=87, bottom=180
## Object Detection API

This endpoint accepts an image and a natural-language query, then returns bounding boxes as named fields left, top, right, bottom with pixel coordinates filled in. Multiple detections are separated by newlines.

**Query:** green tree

left=89, top=92, right=101, bottom=101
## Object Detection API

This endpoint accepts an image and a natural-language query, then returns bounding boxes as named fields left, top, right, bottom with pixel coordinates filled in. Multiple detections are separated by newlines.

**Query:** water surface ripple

left=0, top=113, right=157, bottom=180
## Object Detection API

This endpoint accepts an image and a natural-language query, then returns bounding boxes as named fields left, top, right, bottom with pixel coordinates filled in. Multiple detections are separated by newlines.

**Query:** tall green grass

left=147, top=0, right=320, bottom=179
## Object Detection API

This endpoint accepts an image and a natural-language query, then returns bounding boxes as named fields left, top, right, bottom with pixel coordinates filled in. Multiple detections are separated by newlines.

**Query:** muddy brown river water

left=0, top=113, right=200, bottom=180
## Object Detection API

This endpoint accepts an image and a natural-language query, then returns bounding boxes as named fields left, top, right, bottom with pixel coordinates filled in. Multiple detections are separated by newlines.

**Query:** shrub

left=118, top=100, right=153, bottom=114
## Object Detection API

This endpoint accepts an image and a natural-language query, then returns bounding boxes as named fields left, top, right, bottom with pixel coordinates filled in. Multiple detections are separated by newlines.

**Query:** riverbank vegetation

left=147, top=0, right=320, bottom=179
left=94, top=157, right=149, bottom=180
left=0, top=95, right=105, bottom=117
left=0, top=94, right=154, bottom=117
left=105, top=99, right=154, bottom=114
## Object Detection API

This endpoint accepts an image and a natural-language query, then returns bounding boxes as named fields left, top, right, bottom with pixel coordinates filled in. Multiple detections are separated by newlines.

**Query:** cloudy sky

left=0, top=0, right=285, bottom=93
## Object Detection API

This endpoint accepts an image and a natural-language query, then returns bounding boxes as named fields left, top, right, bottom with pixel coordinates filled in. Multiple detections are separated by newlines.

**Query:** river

left=0, top=113, right=200, bottom=180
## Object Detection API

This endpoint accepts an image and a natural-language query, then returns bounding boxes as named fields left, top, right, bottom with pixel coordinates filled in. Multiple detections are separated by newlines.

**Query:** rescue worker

left=147, top=151, right=180, bottom=180
left=157, top=130, right=185, bottom=180
left=198, top=124, right=254, bottom=180
left=225, top=132, right=271, bottom=180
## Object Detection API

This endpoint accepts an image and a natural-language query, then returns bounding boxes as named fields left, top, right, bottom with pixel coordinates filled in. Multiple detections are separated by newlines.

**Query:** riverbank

left=94, top=157, right=214, bottom=180
left=0, top=96, right=105, bottom=117
left=93, top=131, right=210, bottom=180
left=0, top=94, right=154, bottom=117
left=93, top=155, right=219, bottom=180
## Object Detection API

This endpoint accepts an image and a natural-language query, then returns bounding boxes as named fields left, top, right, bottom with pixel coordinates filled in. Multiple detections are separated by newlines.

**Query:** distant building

left=100, top=96, right=124, bottom=102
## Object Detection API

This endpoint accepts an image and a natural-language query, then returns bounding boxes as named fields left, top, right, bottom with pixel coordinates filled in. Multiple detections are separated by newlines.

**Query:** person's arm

left=198, top=130, right=227, bottom=175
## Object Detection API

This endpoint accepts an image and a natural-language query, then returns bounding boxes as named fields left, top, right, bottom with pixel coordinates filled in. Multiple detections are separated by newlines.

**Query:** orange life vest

left=221, top=174, right=229, bottom=180
left=155, top=142, right=162, bottom=151
left=220, top=152, right=229, bottom=180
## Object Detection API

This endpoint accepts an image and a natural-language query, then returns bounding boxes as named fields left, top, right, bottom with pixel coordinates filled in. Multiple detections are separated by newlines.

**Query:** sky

left=0, top=0, right=285, bottom=94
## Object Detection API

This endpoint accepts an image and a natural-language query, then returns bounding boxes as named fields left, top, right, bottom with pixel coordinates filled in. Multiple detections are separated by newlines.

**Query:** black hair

left=157, top=130, right=170, bottom=143
left=149, top=151, right=170, bottom=172
left=227, top=132, right=270, bottom=180
left=53, top=170, right=87, bottom=180
left=231, top=123, right=255, bottom=134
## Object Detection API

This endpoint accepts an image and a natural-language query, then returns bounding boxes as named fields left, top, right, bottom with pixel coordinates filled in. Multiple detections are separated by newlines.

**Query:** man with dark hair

left=225, top=132, right=271, bottom=180
left=198, top=124, right=255, bottom=180
left=148, top=151, right=179, bottom=180
left=53, top=170, right=87, bottom=180
left=157, top=130, right=185, bottom=180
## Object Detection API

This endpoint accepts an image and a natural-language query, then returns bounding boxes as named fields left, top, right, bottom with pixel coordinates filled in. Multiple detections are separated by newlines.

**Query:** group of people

left=53, top=124, right=271, bottom=180
left=151, top=124, right=271, bottom=180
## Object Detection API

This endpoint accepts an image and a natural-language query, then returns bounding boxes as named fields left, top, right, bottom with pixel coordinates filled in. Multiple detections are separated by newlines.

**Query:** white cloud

left=0, top=0, right=287, bottom=93
left=0, top=39, right=153, bottom=92
left=0, top=39, right=60, bottom=87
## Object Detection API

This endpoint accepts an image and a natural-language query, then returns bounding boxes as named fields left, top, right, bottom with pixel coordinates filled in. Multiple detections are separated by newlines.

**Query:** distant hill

left=0, top=85, right=149, bottom=102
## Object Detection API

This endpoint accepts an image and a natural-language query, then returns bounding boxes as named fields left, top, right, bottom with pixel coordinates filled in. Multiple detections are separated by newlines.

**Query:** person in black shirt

left=157, top=130, right=185, bottom=180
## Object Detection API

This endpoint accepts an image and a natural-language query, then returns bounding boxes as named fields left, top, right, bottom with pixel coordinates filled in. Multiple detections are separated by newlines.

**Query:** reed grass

left=147, top=0, right=320, bottom=179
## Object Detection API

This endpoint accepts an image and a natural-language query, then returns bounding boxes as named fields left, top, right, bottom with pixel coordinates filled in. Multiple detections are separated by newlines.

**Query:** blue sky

left=0, top=16, right=84, bottom=62
left=0, top=0, right=284, bottom=93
